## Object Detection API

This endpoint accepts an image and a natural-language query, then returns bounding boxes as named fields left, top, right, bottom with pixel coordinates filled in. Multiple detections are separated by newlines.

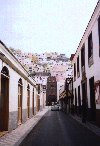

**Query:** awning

left=59, top=90, right=66, bottom=99
left=59, top=90, right=72, bottom=100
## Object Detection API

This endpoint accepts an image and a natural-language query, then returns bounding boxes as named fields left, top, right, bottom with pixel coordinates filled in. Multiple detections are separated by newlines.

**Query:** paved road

left=20, top=111, right=100, bottom=146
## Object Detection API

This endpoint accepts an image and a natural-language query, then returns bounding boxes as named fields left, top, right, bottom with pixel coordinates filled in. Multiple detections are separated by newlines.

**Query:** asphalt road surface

left=20, top=111, right=100, bottom=146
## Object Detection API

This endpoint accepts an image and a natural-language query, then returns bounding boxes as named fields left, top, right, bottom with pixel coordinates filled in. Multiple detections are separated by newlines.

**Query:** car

left=56, top=104, right=62, bottom=110
left=57, top=104, right=62, bottom=111
left=51, top=105, right=59, bottom=111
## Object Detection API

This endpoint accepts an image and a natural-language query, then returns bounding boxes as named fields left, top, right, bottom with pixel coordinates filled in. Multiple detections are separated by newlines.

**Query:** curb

left=70, top=115, right=100, bottom=137
left=15, top=109, right=49, bottom=146
left=15, top=117, right=42, bottom=146
left=0, top=108, right=49, bottom=146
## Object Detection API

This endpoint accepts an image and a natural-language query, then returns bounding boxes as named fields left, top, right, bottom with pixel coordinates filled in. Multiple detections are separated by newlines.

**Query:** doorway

left=75, top=88, right=77, bottom=113
left=36, top=95, right=40, bottom=112
left=0, top=66, right=9, bottom=131
left=27, top=85, right=30, bottom=118
left=82, top=81, right=87, bottom=122
left=18, top=79, right=23, bottom=125
left=33, top=88, right=34, bottom=115
left=89, top=77, right=96, bottom=121
left=78, top=85, right=81, bottom=114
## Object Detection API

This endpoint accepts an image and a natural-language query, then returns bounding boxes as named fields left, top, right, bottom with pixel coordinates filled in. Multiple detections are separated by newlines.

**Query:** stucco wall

left=0, top=43, right=38, bottom=131
left=73, top=6, right=100, bottom=110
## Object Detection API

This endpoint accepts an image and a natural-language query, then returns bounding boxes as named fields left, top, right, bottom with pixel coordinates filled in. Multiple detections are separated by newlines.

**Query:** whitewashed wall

left=73, top=3, right=100, bottom=110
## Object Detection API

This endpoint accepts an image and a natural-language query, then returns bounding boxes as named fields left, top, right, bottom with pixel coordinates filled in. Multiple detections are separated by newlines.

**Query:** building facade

left=72, top=1, right=100, bottom=126
left=0, top=41, right=44, bottom=133
left=46, top=76, right=57, bottom=105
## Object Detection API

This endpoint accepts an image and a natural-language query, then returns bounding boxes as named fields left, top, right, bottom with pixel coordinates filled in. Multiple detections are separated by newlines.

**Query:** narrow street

left=20, top=110, right=100, bottom=146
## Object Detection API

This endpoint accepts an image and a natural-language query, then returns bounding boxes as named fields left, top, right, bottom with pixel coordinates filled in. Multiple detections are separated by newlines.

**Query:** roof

left=0, top=40, right=36, bottom=85
left=72, top=0, right=100, bottom=62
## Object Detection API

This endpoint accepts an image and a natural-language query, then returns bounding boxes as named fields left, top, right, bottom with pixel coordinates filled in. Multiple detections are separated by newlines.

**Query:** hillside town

left=0, top=0, right=100, bottom=146
left=10, top=48, right=72, bottom=103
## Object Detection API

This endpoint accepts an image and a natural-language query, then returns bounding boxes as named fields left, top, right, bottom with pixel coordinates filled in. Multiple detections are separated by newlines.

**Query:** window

left=81, top=44, right=85, bottom=74
left=98, top=16, right=100, bottom=57
left=74, top=63, right=76, bottom=81
left=88, top=32, right=93, bottom=66
left=77, top=56, right=80, bottom=77
left=88, top=32, right=93, bottom=58
left=81, top=45, right=85, bottom=67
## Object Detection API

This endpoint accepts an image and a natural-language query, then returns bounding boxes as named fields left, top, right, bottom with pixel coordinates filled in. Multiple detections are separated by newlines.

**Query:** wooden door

left=36, top=95, right=40, bottom=112
left=82, top=82, right=87, bottom=122
left=27, top=88, right=30, bottom=118
left=0, top=72, right=9, bottom=131
left=78, top=85, right=81, bottom=114
left=75, top=88, right=77, bottom=113
left=18, top=84, right=22, bottom=125
left=89, top=77, right=96, bottom=121
left=32, top=89, right=34, bottom=115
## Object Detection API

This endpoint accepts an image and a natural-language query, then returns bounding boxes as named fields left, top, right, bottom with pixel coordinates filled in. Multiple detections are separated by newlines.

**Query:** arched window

left=1, top=66, right=9, bottom=76
left=18, top=78, right=22, bottom=85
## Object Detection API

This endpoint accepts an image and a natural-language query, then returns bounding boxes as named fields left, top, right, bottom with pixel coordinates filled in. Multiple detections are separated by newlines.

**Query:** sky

left=0, top=0, right=98, bottom=57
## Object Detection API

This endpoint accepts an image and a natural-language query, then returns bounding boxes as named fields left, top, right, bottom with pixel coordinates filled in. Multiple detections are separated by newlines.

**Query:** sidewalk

left=0, top=107, right=49, bottom=146
left=70, top=114, right=100, bottom=137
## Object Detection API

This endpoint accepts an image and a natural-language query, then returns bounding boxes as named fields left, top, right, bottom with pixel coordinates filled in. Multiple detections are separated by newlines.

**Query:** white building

left=0, top=41, right=45, bottom=132
left=72, top=1, right=100, bottom=126
left=57, top=81, right=65, bottom=101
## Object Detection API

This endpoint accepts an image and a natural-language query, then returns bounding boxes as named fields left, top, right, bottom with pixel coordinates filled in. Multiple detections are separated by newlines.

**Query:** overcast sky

left=0, top=0, right=98, bottom=57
